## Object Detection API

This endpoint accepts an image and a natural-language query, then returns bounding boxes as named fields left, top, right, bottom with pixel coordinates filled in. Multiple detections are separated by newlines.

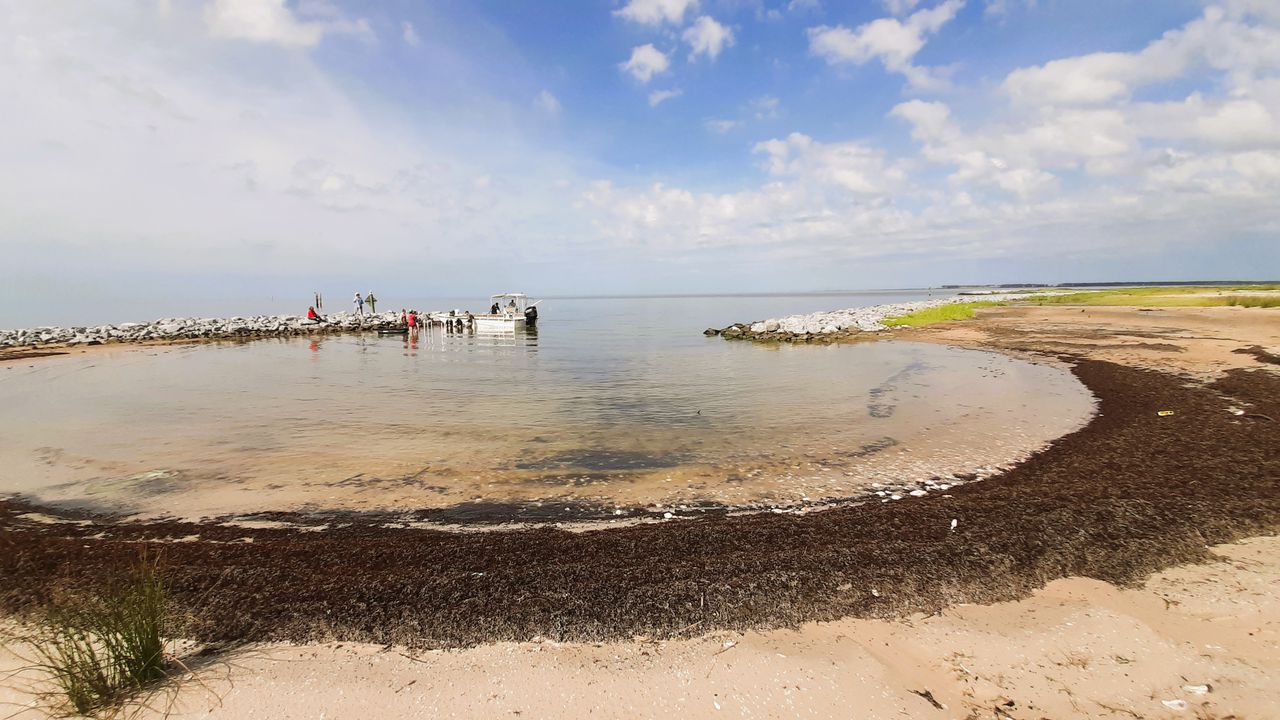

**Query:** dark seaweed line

left=2, top=361, right=1278, bottom=649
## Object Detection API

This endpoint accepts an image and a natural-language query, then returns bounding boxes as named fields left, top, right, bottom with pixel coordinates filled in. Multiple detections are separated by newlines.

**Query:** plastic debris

left=1227, top=407, right=1245, bottom=416
left=1182, top=684, right=1210, bottom=695
left=1157, top=410, right=1175, bottom=416
left=1162, top=699, right=1188, bottom=711
left=950, top=519, right=958, bottom=532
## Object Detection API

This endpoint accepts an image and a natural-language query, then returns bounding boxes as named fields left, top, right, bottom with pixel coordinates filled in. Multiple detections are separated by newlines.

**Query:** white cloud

left=620, top=44, right=670, bottom=83
left=649, top=88, right=683, bottom=107
left=883, top=0, right=920, bottom=15
left=891, top=99, right=955, bottom=142
left=203, top=0, right=373, bottom=47
left=890, top=100, right=1138, bottom=197
left=1002, top=5, right=1280, bottom=105
left=808, top=0, right=964, bottom=89
left=754, top=132, right=909, bottom=195
left=1130, top=94, right=1280, bottom=150
left=683, top=16, right=735, bottom=60
left=534, top=90, right=561, bottom=116
left=984, top=0, right=1035, bottom=17
left=750, top=95, right=782, bottom=119
left=203, top=0, right=325, bottom=46
left=788, top=0, right=822, bottom=11
left=614, top=0, right=697, bottom=26
left=402, top=20, right=421, bottom=47
left=705, top=118, right=741, bottom=133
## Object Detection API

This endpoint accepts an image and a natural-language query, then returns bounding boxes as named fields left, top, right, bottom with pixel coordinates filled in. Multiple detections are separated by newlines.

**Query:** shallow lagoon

left=0, top=294, right=1095, bottom=520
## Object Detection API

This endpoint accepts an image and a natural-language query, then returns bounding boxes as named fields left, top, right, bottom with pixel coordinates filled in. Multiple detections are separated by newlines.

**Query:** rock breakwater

left=0, top=311, right=410, bottom=350
left=707, top=292, right=1051, bottom=342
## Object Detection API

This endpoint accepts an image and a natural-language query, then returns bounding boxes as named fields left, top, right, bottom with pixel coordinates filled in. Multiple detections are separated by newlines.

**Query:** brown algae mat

left=1, top=360, right=1277, bottom=649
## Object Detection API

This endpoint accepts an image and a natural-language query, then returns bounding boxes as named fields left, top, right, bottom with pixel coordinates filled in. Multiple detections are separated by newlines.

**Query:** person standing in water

left=354, top=292, right=364, bottom=315
left=366, top=292, right=378, bottom=314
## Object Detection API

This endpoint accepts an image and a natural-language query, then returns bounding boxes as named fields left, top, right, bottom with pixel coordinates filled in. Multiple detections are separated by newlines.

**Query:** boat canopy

left=489, top=293, right=532, bottom=314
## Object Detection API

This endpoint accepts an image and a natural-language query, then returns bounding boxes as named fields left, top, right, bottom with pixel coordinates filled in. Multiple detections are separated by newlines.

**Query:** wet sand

left=1, top=304, right=1278, bottom=718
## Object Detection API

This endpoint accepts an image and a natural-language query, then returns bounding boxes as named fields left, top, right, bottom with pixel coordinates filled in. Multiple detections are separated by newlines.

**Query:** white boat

left=473, top=293, right=539, bottom=332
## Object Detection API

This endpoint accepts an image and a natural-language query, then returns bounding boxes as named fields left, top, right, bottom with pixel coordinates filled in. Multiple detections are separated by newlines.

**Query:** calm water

left=0, top=294, right=1095, bottom=520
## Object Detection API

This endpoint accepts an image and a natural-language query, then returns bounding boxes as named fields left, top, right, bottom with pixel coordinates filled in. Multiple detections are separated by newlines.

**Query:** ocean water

left=0, top=293, right=1096, bottom=520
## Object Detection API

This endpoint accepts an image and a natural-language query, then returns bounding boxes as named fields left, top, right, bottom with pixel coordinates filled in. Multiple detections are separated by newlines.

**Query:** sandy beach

left=2, top=302, right=1277, bottom=719
left=10, top=0, right=1280, bottom=715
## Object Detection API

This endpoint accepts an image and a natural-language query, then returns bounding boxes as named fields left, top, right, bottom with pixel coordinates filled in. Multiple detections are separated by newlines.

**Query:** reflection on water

left=0, top=295, right=1096, bottom=520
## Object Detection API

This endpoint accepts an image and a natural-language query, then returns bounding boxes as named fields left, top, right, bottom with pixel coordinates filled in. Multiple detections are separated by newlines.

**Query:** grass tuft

left=884, top=301, right=1003, bottom=327
left=30, top=551, right=169, bottom=716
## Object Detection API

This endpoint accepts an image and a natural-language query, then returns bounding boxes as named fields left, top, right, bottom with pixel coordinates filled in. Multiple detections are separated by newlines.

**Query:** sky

left=2, top=0, right=1279, bottom=319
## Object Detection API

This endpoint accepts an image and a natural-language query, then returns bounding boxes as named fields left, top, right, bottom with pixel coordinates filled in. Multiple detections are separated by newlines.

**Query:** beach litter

left=909, top=689, right=946, bottom=710
left=1182, top=684, right=1210, bottom=695
left=1158, top=410, right=1175, bottom=416
left=1162, top=699, right=1188, bottom=711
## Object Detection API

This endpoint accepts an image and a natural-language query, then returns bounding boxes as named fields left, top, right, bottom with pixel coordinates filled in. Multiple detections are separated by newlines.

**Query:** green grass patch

left=884, top=301, right=1004, bottom=327
left=26, top=552, right=170, bottom=716
left=1021, top=286, right=1280, bottom=308
left=1225, top=295, right=1280, bottom=308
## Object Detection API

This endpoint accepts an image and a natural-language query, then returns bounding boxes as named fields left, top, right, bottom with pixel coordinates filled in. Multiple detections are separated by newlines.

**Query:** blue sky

left=1, top=0, right=1278, bottom=318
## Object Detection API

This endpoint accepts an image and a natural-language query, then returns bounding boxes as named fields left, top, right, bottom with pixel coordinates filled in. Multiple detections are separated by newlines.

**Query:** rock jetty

left=706, top=292, right=1051, bottom=343
left=0, top=311, right=411, bottom=350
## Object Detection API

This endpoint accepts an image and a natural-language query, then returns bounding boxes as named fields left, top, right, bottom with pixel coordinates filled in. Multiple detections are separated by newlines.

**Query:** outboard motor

left=524, top=305, right=538, bottom=326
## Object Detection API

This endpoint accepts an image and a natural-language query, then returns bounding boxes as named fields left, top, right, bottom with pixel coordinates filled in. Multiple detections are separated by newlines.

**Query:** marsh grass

left=27, top=551, right=170, bottom=717
left=1225, top=295, right=1280, bottom=308
left=1024, top=285, right=1280, bottom=308
left=884, top=301, right=1004, bottom=327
